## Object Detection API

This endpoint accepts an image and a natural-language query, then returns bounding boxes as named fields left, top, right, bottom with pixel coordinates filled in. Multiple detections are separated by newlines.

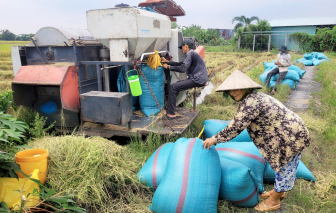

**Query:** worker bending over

left=265, top=45, right=292, bottom=94
left=161, top=40, right=208, bottom=119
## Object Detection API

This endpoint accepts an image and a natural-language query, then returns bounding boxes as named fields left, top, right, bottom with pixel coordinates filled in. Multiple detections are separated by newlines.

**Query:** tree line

left=0, top=29, right=34, bottom=41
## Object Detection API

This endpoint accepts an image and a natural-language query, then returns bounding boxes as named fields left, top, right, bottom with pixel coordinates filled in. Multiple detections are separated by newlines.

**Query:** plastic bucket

left=14, top=149, right=49, bottom=184
left=127, top=70, right=142, bottom=96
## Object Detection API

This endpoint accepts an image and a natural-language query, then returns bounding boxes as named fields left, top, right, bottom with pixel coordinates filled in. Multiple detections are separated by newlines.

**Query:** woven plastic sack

left=259, top=71, right=270, bottom=84
left=263, top=62, right=275, bottom=69
left=219, top=158, right=259, bottom=207
left=264, top=161, right=315, bottom=183
left=117, top=67, right=140, bottom=111
left=314, top=52, right=329, bottom=60
left=271, top=70, right=300, bottom=82
left=137, top=143, right=174, bottom=189
left=300, top=59, right=313, bottom=66
left=289, top=65, right=306, bottom=78
left=216, top=142, right=265, bottom=193
left=313, top=59, right=327, bottom=66
left=269, top=79, right=298, bottom=89
left=203, top=119, right=252, bottom=142
left=139, top=65, right=164, bottom=117
left=149, top=138, right=221, bottom=213
left=304, top=53, right=314, bottom=60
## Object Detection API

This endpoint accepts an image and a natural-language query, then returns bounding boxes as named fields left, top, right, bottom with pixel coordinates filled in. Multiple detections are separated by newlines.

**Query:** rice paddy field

left=1, top=41, right=336, bottom=212
left=0, top=41, right=29, bottom=91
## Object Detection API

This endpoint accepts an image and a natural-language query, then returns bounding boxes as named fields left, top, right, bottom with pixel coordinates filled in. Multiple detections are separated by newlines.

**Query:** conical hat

left=215, top=70, right=262, bottom=92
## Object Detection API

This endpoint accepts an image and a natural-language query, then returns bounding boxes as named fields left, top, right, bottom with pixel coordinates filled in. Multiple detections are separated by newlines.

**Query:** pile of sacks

left=118, top=65, right=165, bottom=116
left=296, top=52, right=330, bottom=66
left=259, top=62, right=306, bottom=89
left=138, top=119, right=315, bottom=212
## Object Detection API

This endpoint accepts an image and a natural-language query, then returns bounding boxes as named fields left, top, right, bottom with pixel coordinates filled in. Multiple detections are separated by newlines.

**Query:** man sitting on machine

left=161, top=40, right=208, bottom=119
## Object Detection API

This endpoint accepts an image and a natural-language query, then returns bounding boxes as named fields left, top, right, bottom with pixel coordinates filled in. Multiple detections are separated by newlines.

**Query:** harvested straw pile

left=30, top=136, right=152, bottom=212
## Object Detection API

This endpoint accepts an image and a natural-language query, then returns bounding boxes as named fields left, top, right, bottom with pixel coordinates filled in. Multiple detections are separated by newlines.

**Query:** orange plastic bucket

left=14, top=149, right=48, bottom=184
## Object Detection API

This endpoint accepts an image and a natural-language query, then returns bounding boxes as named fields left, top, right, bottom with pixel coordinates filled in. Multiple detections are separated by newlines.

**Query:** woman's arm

left=211, top=98, right=260, bottom=144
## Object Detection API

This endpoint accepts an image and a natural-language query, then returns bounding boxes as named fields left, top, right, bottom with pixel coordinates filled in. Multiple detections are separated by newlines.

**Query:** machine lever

left=30, top=37, right=49, bottom=64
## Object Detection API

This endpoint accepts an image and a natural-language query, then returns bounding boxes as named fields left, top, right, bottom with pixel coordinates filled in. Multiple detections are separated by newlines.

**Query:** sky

left=0, top=0, right=336, bottom=35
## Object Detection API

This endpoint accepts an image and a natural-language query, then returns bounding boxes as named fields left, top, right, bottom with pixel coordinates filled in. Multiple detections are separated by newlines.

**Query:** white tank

left=86, top=6, right=171, bottom=62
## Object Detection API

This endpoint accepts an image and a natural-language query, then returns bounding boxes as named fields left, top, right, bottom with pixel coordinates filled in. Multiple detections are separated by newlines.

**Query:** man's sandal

left=254, top=201, right=280, bottom=212
left=260, top=191, right=286, bottom=199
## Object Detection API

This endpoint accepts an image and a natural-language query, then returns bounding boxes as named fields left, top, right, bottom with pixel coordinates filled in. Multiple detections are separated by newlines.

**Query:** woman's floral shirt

left=212, top=92, right=311, bottom=172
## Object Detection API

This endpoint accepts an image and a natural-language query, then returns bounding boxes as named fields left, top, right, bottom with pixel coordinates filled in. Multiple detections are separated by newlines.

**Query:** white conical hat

left=216, top=70, right=262, bottom=92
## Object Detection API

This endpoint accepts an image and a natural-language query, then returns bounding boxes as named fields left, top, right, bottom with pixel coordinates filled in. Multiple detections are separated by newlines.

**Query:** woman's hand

left=161, top=57, right=169, bottom=63
left=203, top=138, right=216, bottom=150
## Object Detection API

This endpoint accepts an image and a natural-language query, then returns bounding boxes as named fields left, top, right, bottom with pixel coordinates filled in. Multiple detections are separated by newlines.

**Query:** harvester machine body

left=11, top=3, right=203, bottom=138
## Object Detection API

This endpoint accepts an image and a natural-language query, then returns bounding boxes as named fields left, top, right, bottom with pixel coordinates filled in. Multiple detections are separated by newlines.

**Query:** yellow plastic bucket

left=127, top=70, right=142, bottom=96
left=14, top=149, right=48, bottom=184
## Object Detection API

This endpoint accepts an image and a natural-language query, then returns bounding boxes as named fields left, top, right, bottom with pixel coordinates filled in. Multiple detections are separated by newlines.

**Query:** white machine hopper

left=86, top=6, right=171, bottom=62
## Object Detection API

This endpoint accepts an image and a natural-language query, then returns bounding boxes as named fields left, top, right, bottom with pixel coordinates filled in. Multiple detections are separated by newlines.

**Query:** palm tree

left=232, top=16, right=260, bottom=32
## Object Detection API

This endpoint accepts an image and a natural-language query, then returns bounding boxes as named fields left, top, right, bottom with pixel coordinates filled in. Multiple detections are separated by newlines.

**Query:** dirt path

left=285, top=66, right=321, bottom=112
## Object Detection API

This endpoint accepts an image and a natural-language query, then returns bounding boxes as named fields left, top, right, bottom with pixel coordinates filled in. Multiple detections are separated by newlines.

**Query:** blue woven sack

left=304, top=53, right=314, bottom=60
left=313, top=59, right=327, bottom=66
left=269, top=79, right=298, bottom=89
left=139, top=65, right=164, bottom=117
left=117, top=67, right=140, bottom=111
left=215, top=142, right=265, bottom=193
left=40, top=101, right=57, bottom=114
left=289, top=65, right=306, bottom=78
left=260, top=71, right=270, bottom=84
left=271, top=70, right=300, bottom=82
left=149, top=138, right=221, bottom=213
left=203, top=119, right=252, bottom=142
left=315, top=52, right=329, bottom=60
left=137, top=143, right=174, bottom=190
left=301, top=59, right=313, bottom=66
left=219, top=158, right=259, bottom=207
left=264, top=161, right=315, bottom=183
left=263, top=62, right=275, bottom=69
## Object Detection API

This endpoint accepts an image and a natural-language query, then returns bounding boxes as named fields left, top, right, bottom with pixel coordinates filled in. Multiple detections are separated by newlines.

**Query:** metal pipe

left=253, top=35, right=256, bottom=52
left=268, top=35, right=271, bottom=52
left=30, top=38, right=48, bottom=64
left=96, top=64, right=102, bottom=91
left=285, top=34, right=288, bottom=46
left=72, top=43, right=79, bottom=67
left=124, top=65, right=130, bottom=93
left=238, top=35, right=241, bottom=50
left=101, top=65, right=119, bottom=70
left=140, top=51, right=167, bottom=61
left=80, top=61, right=133, bottom=65
left=193, top=87, right=196, bottom=111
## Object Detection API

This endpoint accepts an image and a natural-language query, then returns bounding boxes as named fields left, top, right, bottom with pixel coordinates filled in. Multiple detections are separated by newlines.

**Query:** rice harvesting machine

left=11, top=1, right=205, bottom=137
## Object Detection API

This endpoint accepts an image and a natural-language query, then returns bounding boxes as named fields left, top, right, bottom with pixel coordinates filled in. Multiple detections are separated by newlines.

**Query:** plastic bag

left=0, top=169, right=40, bottom=210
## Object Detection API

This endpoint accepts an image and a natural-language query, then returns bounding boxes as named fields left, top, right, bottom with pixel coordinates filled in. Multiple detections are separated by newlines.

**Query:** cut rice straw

left=30, top=135, right=153, bottom=212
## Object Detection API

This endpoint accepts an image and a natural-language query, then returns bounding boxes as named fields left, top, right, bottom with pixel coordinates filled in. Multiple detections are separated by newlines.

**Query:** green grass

left=204, top=45, right=236, bottom=52
left=0, top=40, right=29, bottom=52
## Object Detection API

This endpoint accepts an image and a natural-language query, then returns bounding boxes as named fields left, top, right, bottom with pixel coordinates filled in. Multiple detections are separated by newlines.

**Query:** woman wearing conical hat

left=203, top=70, right=311, bottom=212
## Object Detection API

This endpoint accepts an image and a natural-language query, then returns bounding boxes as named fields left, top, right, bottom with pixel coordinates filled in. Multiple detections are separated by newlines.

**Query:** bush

left=0, top=91, right=13, bottom=113
left=290, top=26, right=336, bottom=52
left=0, top=112, right=28, bottom=145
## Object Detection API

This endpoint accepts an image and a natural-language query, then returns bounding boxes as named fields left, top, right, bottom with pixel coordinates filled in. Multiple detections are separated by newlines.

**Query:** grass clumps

left=29, top=135, right=152, bottom=212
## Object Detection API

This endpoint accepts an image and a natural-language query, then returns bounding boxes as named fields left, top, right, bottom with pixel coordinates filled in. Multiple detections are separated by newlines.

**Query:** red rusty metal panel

left=138, top=0, right=185, bottom=16
left=195, top=46, right=205, bottom=59
left=12, top=65, right=67, bottom=85
left=61, top=66, right=80, bottom=113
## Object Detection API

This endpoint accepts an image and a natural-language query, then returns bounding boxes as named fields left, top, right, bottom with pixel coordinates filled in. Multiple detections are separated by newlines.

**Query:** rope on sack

left=146, top=50, right=162, bottom=70
left=198, top=125, right=205, bottom=138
